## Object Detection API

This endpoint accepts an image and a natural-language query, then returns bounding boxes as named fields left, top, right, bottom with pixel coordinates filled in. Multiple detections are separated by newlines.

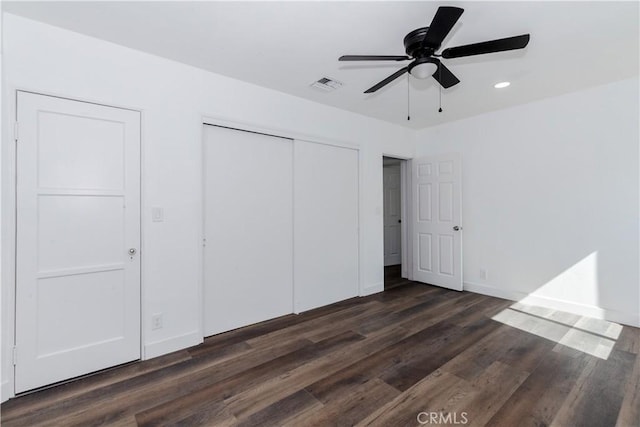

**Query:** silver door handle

left=453, top=226, right=461, bottom=231
left=128, top=248, right=137, bottom=255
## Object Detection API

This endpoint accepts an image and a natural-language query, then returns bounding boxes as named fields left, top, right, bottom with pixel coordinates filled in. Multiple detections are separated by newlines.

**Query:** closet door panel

left=203, top=125, right=293, bottom=336
left=294, top=140, right=359, bottom=312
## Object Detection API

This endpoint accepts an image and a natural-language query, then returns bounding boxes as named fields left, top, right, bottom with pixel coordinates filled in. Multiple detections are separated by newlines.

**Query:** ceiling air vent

left=310, top=77, right=343, bottom=92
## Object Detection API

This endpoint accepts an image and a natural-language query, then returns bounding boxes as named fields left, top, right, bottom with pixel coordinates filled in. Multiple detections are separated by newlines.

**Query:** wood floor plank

left=616, top=352, right=640, bottom=427
left=551, top=349, right=636, bottom=427
left=2, top=281, right=637, bottom=427
left=356, top=369, right=473, bottom=427
left=296, top=378, right=399, bottom=426
left=135, top=397, right=233, bottom=427
left=108, top=416, right=139, bottom=427
left=236, top=389, right=322, bottom=427
left=245, top=300, right=380, bottom=348
left=378, top=317, right=503, bottom=391
left=457, top=361, right=530, bottom=427
left=352, top=293, right=458, bottom=337
left=305, top=320, right=462, bottom=403
left=169, top=400, right=237, bottom=427
left=615, top=324, right=640, bottom=354
left=442, top=325, right=518, bottom=381
left=303, top=295, right=431, bottom=343
left=486, top=350, right=590, bottom=427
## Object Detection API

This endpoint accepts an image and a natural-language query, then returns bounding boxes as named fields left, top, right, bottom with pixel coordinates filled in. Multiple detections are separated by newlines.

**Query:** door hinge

left=14, top=122, right=19, bottom=142
left=202, top=237, right=207, bottom=248
left=12, top=346, right=17, bottom=365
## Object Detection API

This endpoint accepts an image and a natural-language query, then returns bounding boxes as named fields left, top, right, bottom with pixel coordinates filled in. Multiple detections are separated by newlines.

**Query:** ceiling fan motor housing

left=404, top=27, right=436, bottom=57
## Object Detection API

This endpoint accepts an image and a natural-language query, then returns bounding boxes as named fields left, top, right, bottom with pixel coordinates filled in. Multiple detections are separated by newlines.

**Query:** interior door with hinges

left=412, top=153, right=463, bottom=291
left=15, top=92, right=141, bottom=393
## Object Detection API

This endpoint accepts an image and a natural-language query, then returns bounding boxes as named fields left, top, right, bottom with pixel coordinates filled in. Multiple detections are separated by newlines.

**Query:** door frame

left=381, top=155, right=413, bottom=281
left=382, top=161, right=402, bottom=267
left=2, top=89, right=144, bottom=399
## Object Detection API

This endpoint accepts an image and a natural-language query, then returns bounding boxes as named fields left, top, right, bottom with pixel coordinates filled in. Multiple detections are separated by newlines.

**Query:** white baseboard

left=464, top=282, right=524, bottom=302
left=144, top=330, right=202, bottom=360
left=464, top=281, right=640, bottom=328
left=361, top=282, right=383, bottom=297
left=1, top=380, right=13, bottom=403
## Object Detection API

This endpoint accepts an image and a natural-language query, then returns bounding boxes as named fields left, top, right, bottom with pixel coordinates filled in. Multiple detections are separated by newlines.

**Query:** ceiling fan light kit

left=408, top=57, right=439, bottom=79
left=339, top=5, right=530, bottom=117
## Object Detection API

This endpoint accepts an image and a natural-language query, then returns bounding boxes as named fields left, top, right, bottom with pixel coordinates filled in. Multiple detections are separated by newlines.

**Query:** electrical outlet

left=480, top=268, right=488, bottom=281
left=151, top=313, right=163, bottom=330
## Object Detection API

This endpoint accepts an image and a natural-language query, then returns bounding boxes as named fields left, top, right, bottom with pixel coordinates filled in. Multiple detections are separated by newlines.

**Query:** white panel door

left=203, top=125, right=293, bottom=336
left=294, top=140, right=359, bottom=312
left=15, top=92, right=141, bottom=393
left=383, top=164, right=402, bottom=266
left=412, top=154, right=462, bottom=290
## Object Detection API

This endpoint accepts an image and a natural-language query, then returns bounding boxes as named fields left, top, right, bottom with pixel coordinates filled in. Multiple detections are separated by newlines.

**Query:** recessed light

left=494, top=81, right=511, bottom=89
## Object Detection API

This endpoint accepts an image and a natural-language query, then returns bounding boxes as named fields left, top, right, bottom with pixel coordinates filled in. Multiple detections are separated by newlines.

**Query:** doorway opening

left=383, top=156, right=409, bottom=290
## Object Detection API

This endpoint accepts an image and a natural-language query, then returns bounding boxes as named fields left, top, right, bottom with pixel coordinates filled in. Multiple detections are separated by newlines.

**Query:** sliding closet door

left=203, top=125, right=293, bottom=336
left=294, top=141, right=359, bottom=312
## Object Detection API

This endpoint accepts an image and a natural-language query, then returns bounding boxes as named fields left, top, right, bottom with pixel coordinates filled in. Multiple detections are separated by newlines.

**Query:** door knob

left=398, top=219, right=402, bottom=223
left=128, top=248, right=137, bottom=255
left=453, top=226, right=461, bottom=231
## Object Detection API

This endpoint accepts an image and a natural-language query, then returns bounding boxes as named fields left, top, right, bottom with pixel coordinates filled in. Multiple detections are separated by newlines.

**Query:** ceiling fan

left=339, top=6, right=530, bottom=93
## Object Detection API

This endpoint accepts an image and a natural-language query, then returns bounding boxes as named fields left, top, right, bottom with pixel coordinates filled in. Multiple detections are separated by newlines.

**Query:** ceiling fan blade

left=339, top=55, right=410, bottom=61
left=422, top=6, right=464, bottom=49
left=432, top=62, right=460, bottom=88
left=441, top=34, right=530, bottom=59
left=364, top=67, right=408, bottom=93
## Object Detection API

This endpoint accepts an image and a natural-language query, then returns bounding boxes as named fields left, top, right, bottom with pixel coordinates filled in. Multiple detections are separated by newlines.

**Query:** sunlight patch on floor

left=492, top=302, right=622, bottom=360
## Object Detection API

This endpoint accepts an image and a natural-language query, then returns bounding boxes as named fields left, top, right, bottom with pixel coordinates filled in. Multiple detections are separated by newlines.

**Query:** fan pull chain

left=438, top=65, right=443, bottom=113
left=407, top=74, right=411, bottom=121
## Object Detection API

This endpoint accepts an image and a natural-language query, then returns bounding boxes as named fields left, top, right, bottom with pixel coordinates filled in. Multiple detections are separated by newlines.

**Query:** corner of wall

left=1, top=379, right=13, bottom=403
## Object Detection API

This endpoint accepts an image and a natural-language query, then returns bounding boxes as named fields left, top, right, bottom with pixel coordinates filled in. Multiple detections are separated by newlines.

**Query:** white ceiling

left=3, top=1, right=638, bottom=129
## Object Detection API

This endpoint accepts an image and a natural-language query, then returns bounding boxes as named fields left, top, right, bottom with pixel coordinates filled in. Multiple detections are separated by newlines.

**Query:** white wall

left=0, top=13, right=414, bottom=400
left=415, top=77, right=640, bottom=326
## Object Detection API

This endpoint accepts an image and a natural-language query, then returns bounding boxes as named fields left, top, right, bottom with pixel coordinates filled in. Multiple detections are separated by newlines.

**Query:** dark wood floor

left=2, top=281, right=639, bottom=426
left=384, top=264, right=406, bottom=290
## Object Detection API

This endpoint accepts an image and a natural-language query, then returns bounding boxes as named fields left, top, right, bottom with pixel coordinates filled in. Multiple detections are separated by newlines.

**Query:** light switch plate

left=152, top=207, right=164, bottom=222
